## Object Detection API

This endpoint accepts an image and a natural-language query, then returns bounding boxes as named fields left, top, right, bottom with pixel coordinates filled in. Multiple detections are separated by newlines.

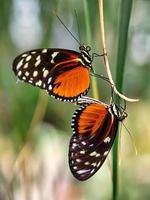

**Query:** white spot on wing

left=97, top=161, right=101, bottom=168
left=90, top=169, right=95, bottom=174
left=25, top=71, right=29, bottom=76
left=48, top=77, right=52, bottom=83
left=103, top=151, right=109, bottom=156
left=22, top=53, right=28, bottom=57
left=77, top=169, right=90, bottom=174
left=23, top=63, right=29, bottom=69
left=96, top=153, right=100, bottom=157
left=80, top=150, right=85, bottom=154
left=33, top=71, right=38, bottom=77
left=22, top=76, right=26, bottom=80
left=76, top=159, right=81, bottom=163
left=36, top=55, right=41, bottom=60
left=26, top=55, right=32, bottom=61
left=72, top=143, right=77, bottom=149
left=43, top=70, right=49, bottom=78
left=35, top=80, right=42, bottom=86
left=16, top=59, right=24, bottom=70
left=48, top=85, right=52, bottom=91
left=91, top=162, right=97, bottom=167
left=73, top=166, right=77, bottom=170
left=104, top=137, right=111, bottom=143
left=90, top=151, right=97, bottom=156
left=18, top=71, right=22, bottom=76
left=35, top=59, right=41, bottom=67
left=31, top=51, right=36, bottom=54
left=43, top=83, right=46, bottom=88
left=81, top=141, right=86, bottom=145
left=42, top=49, right=47, bottom=53
left=51, top=52, right=59, bottom=64
left=85, top=162, right=90, bottom=165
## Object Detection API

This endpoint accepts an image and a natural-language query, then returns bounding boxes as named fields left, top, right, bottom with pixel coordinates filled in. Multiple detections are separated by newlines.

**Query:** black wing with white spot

left=69, top=102, right=119, bottom=181
left=12, top=48, right=90, bottom=102
left=12, top=48, right=79, bottom=89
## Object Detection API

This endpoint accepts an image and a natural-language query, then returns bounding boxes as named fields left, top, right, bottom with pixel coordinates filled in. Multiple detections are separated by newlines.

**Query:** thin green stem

left=83, top=0, right=99, bottom=99
left=112, top=1, right=133, bottom=200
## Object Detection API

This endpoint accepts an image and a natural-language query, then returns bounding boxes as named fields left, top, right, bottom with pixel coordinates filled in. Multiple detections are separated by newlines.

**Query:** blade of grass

left=83, top=0, right=99, bottom=99
left=112, top=1, right=133, bottom=200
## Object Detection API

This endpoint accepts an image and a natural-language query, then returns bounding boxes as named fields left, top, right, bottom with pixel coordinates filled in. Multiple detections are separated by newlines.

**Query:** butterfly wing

left=12, top=48, right=90, bottom=102
left=69, top=102, right=119, bottom=181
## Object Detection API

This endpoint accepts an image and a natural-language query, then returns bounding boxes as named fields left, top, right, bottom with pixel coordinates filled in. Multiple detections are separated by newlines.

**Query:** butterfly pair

left=12, top=45, right=127, bottom=181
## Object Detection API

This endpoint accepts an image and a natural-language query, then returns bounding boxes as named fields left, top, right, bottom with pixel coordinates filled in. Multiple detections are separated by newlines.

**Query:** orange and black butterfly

left=69, top=96, right=127, bottom=181
left=12, top=45, right=108, bottom=102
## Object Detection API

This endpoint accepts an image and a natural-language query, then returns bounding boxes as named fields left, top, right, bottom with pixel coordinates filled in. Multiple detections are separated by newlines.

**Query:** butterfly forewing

left=69, top=102, right=119, bottom=181
left=12, top=48, right=90, bottom=102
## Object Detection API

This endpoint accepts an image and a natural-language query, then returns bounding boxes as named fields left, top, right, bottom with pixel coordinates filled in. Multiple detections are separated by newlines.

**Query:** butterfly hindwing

left=12, top=48, right=90, bottom=102
left=69, top=102, right=119, bottom=181
left=48, top=62, right=90, bottom=102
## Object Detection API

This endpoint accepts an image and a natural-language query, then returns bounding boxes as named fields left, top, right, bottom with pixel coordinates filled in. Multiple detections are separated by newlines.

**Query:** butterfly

left=69, top=96, right=127, bottom=181
left=12, top=45, right=108, bottom=102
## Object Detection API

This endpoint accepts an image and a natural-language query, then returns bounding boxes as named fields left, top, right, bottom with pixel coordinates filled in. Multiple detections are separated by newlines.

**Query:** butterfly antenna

left=122, top=122, right=138, bottom=155
left=74, top=9, right=81, bottom=44
left=54, top=12, right=81, bottom=46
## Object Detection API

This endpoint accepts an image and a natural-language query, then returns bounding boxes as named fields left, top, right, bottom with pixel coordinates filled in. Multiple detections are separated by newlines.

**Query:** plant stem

left=98, top=0, right=133, bottom=199
left=98, top=0, right=138, bottom=103
left=113, top=1, right=133, bottom=200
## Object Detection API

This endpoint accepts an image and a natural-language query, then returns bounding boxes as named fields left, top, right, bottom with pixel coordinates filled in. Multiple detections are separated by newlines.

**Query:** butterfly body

left=69, top=97, right=127, bottom=181
left=12, top=45, right=93, bottom=102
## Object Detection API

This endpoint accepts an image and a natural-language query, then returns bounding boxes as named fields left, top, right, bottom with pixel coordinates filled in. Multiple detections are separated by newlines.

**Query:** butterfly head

left=79, top=44, right=91, bottom=52
left=79, top=44, right=92, bottom=68
left=110, top=103, right=128, bottom=121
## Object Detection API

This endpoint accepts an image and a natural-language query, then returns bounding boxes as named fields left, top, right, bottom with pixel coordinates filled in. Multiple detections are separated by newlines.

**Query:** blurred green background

left=0, top=0, right=150, bottom=199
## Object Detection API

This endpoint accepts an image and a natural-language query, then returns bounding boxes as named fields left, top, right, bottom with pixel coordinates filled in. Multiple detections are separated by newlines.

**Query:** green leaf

left=112, top=1, right=133, bottom=200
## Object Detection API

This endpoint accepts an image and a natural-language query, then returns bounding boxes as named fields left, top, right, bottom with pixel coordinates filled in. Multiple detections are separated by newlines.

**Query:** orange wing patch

left=53, top=66, right=90, bottom=98
left=77, top=103, right=109, bottom=136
